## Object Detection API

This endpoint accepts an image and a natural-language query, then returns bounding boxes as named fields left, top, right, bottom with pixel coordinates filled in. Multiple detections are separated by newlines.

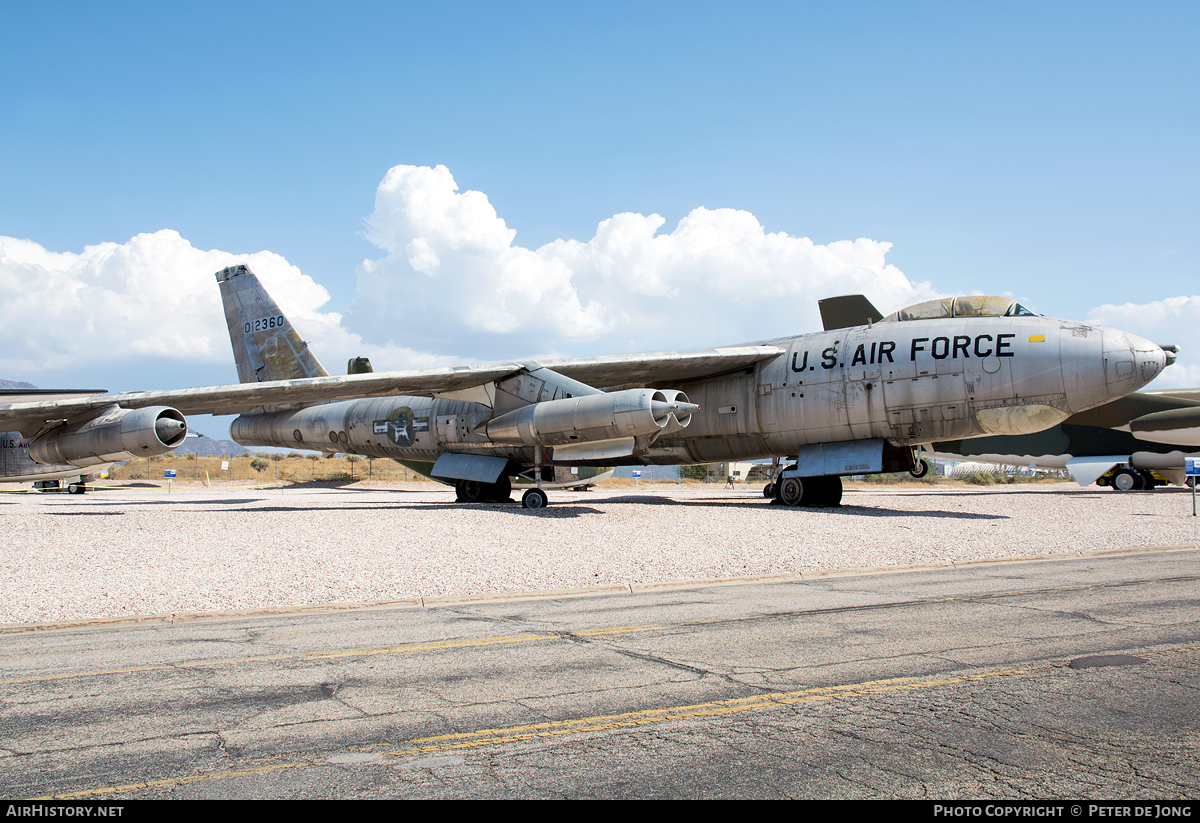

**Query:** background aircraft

left=0, top=268, right=1173, bottom=508
left=931, top=388, right=1200, bottom=491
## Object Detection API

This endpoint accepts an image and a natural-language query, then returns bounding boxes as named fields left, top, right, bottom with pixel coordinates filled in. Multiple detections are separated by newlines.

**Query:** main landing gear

left=454, top=476, right=512, bottom=504
left=772, top=471, right=843, bottom=508
left=453, top=449, right=554, bottom=509
left=1108, top=468, right=1160, bottom=492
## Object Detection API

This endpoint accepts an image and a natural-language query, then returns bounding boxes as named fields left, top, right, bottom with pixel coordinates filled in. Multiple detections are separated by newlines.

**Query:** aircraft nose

left=1104, top=328, right=1169, bottom=392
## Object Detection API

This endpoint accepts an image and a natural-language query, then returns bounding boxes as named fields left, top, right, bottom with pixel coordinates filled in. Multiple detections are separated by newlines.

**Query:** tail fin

left=818, top=294, right=884, bottom=331
left=215, top=265, right=329, bottom=383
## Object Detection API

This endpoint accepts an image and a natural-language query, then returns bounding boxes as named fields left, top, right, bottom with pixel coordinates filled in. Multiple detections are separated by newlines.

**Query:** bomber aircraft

left=0, top=266, right=1175, bottom=508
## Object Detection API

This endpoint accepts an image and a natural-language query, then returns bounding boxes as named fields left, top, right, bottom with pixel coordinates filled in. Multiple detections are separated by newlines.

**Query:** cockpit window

left=882, top=296, right=1042, bottom=322
left=890, top=298, right=954, bottom=321
left=952, top=296, right=1015, bottom=317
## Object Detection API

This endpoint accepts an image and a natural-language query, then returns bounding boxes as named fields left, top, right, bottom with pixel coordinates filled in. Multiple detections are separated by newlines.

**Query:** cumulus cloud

left=0, top=230, right=439, bottom=384
left=348, top=164, right=938, bottom=357
left=1088, top=296, right=1200, bottom=388
left=1, top=163, right=947, bottom=391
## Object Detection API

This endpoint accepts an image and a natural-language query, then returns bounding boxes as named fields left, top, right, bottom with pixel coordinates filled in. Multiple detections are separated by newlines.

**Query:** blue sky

left=3, top=1, right=1199, bottom=417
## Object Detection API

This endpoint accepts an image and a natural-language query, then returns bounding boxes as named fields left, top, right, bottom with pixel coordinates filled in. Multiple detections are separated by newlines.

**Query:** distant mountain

left=169, top=433, right=251, bottom=457
left=0, top=379, right=38, bottom=389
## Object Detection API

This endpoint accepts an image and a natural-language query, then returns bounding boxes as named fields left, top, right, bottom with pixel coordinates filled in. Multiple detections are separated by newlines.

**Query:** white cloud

left=0, top=164, right=966, bottom=390
left=0, top=230, right=440, bottom=383
left=348, top=164, right=938, bottom=357
left=1088, top=296, right=1200, bottom=389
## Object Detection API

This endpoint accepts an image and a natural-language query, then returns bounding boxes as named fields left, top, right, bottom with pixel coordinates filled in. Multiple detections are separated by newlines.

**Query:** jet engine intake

left=484, top=389, right=699, bottom=448
left=29, top=406, right=188, bottom=467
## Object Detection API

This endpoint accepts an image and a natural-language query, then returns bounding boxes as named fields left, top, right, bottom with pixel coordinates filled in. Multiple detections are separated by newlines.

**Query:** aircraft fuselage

left=230, top=314, right=1165, bottom=469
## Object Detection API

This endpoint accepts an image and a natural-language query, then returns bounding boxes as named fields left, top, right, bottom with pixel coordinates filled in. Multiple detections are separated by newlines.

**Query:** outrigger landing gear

left=521, top=489, right=548, bottom=509
left=519, top=446, right=550, bottom=509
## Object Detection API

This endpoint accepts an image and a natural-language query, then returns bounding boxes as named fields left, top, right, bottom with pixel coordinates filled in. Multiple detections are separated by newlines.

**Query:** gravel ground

left=2, top=481, right=1198, bottom=625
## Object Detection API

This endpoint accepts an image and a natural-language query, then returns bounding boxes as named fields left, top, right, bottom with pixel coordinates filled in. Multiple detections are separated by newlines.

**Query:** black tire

left=1111, top=469, right=1140, bottom=492
left=1139, top=470, right=1157, bottom=489
left=763, top=483, right=775, bottom=498
left=818, top=476, right=843, bottom=507
left=67, top=483, right=85, bottom=495
left=485, top=475, right=512, bottom=502
left=456, top=480, right=485, bottom=503
left=778, top=477, right=804, bottom=506
left=522, top=489, right=548, bottom=509
left=909, top=459, right=930, bottom=479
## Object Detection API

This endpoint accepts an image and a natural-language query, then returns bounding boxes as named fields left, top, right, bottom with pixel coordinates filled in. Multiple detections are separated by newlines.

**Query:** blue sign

left=164, top=469, right=177, bottom=479
left=1186, top=458, right=1200, bottom=477
left=631, top=470, right=642, bottom=478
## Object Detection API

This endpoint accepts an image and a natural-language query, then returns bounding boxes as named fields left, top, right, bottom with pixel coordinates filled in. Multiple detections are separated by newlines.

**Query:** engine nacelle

left=485, top=389, right=698, bottom=448
left=29, top=406, right=188, bottom=467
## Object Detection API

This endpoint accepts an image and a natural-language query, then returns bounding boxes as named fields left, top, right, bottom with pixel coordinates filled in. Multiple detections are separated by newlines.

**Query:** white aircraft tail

left=215, top=265, right=329, bottom=383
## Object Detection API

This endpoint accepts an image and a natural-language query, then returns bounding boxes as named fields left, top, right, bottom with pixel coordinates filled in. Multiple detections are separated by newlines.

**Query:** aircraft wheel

left=1111, top=469, right=1140, bottom=492
left=522, top=489, right=548, bottom=509
left=763, top=483, right=775, bottom=498
left=909, top=459, right=930, bottom=479
left=816, top=476, right=843, bottom=507
left=456, top=480, right=485, bottom=503
left=67, top=483, right=86, bottom=495
left=1139, top=470, right=1158, bottom=489
left=778, top=477, right=804, bottom=506
left=484, top=475, right=512, bottom=503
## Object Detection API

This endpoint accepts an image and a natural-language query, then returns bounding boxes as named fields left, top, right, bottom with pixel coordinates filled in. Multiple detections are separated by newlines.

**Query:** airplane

left=930, top=387, right=1200, bottom=491
left=0, top=266, right=1175, bottom=508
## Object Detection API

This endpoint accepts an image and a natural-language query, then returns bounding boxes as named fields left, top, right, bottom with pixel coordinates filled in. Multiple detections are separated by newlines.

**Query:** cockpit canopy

left=882, top=296, right=1040, bottom=322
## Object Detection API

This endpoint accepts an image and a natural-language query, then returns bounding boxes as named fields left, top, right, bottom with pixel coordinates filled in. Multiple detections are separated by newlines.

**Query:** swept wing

left=0, top=347, right=783, bottom=436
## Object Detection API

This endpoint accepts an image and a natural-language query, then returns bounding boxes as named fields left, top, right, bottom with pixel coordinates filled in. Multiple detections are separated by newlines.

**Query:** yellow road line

left=33, top=643, right=1200, bottom=798
left=34, top=663, right=1051, bottom=798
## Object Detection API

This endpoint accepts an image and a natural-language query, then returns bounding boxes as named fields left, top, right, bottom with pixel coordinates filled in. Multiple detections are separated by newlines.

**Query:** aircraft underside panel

left=430, top=453, right=510, bottom=484
left=784, top=439, right=885, bottom=478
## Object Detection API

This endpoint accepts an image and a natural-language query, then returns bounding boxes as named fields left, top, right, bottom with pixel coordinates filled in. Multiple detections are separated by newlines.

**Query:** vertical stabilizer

left=215, top=265, right=329, bottom=383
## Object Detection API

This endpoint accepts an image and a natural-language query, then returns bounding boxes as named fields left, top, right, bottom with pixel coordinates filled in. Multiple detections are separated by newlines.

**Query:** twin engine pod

left=484, top=388, right=699, bottom=448
left=29, top=405, right=188, bottom=467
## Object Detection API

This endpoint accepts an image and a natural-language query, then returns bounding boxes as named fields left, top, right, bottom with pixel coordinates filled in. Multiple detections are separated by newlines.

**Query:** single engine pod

left=29, top=406, right=188, bottom=467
